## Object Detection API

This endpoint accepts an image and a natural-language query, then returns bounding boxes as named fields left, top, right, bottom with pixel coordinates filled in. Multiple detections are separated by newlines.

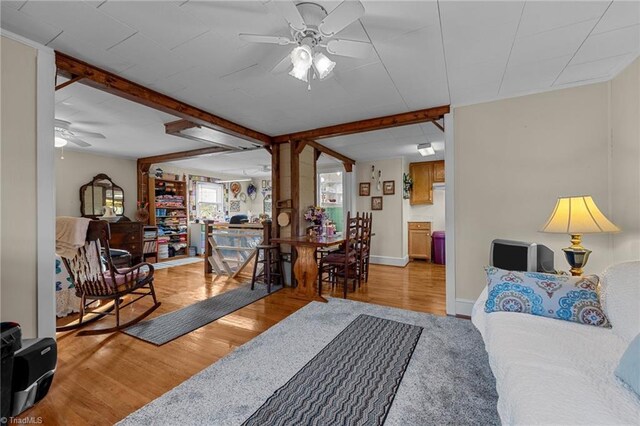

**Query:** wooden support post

left=290, top=141, right=300, bottom=236
left=271, top=143, right=280, bottom=239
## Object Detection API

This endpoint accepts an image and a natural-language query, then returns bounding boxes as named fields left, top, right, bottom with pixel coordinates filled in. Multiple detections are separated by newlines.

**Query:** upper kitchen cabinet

left=409, top=162, right=434, bottom=205
left=433, top=160, right=445, bottom=183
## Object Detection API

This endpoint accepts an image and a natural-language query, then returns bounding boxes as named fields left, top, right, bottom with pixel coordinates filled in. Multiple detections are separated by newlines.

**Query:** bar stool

left=251, top=244, right=284, bottom=293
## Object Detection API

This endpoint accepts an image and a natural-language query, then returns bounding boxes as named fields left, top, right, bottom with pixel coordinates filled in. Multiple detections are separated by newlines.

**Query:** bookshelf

left=143, top=226, right=159, bottom=263
left=149, top=176, right=190, bottom=261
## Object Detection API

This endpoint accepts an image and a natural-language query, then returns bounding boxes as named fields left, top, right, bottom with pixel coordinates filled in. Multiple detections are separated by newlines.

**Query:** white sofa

left=472, top=261, right=640, bottom=425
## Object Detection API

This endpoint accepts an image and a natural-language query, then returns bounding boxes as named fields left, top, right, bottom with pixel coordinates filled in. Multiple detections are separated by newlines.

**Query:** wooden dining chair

left=59, top=220, right=160, bottom=335
left=318, top=212, right=361, bottom=298
left=360, top=213, right=373, bottom=283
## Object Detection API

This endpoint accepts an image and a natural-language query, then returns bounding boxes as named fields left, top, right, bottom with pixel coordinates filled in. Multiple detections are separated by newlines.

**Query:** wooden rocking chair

left=58, top=220, right=160, bottom=335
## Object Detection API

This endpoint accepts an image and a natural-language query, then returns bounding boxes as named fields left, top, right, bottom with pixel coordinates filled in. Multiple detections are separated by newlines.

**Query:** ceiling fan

left=239, top=0, right=372, bottom=86
left=54, top=119, right=105, bottom=148
left=242, top=164, right=272, bottom=176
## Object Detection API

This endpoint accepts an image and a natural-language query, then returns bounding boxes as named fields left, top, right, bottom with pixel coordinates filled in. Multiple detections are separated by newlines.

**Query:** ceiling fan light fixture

left=417, top=143, right=435, bottom=156
left=289, top=64, right=310, bottom=82
left=55, top=136, right=68, bottom=148
left=290, top=45, right=313, bottom=69
left=313, top=52, right=336, bottom=80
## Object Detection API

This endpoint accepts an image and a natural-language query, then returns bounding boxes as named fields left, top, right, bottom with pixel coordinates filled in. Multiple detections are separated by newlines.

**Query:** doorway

left=318, top=170, right=344, bottom=232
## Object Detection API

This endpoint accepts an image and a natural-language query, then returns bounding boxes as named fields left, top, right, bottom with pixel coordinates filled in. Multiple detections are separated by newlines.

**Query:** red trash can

left=432, top=231, right=445, bottom=265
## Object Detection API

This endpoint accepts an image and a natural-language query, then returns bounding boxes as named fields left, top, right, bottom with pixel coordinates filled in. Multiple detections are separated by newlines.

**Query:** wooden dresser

left=108, top=221, right=144, bottom=264
left=408, top=222, right=432, bottom=261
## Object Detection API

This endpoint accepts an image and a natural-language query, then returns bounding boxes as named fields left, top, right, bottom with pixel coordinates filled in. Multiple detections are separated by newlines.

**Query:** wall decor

left=239, top=193, right=247, bottom=203
left=377, top=170, right=382, bottom=191
left=359, top=182, right=370, bottom=196
left=371, top=196, right=383, bottom=211
left=230, top=182, right=241, bottom=198
left=383, top=180, right=395, bottom=195
left=230, top=200, right=241, bottom=212
left=371, top=165, right=375, bottom=180
left=247, top=183, right=258, bottom=200
left=403, top=173, right=413, bottom=199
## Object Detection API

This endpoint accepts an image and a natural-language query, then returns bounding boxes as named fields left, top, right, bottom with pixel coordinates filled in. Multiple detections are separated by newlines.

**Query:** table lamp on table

left=540, top=195, right=620, bottom=276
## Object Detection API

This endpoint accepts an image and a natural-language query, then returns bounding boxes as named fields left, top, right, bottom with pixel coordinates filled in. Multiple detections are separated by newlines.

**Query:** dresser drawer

left=408, top=222, right=431, bottom=231
left=108, top=223, right=142, bottom=245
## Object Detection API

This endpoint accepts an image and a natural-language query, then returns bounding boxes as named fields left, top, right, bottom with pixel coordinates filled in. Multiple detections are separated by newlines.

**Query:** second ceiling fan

left=239, top=0, right=373, bottom=86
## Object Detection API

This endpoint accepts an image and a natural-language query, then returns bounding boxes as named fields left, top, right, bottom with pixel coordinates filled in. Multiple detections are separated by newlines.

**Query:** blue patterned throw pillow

left=484, top=267, right=610, bottom=328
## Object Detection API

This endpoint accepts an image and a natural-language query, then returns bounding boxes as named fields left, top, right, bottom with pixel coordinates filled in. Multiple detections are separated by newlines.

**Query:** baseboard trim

left=455, top=299, right=475, bottom=317
left=369, top=255, right=409, bottom=267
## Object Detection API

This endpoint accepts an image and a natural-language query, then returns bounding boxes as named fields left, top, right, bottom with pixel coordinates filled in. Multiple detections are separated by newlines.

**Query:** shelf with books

left=149, top=176, right=190, bottom=260
left=142, top=225, right=159, bottom=263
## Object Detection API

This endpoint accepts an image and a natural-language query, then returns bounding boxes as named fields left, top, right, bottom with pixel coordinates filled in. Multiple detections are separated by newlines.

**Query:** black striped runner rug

left=243, top=314, right=423, bottom=426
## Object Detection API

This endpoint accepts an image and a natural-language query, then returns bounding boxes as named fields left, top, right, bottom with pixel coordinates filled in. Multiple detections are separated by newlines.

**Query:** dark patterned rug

left=243, top=314, right=423, bottom=426
left=124, top=283, right=281, bottom=345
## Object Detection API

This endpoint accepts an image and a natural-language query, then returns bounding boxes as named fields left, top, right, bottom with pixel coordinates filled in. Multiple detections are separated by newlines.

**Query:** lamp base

left=562, top=247, right=592, bottom=276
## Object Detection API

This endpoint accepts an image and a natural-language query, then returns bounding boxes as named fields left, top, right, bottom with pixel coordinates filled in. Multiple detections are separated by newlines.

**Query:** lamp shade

left=540, top=196, right=620, bottom=234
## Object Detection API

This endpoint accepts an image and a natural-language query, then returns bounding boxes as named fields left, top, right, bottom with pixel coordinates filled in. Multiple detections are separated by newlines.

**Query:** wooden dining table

left=271, top=234, right=345, bottom=303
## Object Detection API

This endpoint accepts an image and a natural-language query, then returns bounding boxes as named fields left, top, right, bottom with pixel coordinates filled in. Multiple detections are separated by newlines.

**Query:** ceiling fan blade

left=271, top=53, right=292, bottom=74
left=272, top=0, right=307, bottom=32
left=326, top=39, right=373, bottom=58
left=73, top=130, right=106, bottom=139
left=319, top=0, right=365, bottom=37
left=239, top=34, right=294, bottom=46
left=68, top=136, right=91, bottom=148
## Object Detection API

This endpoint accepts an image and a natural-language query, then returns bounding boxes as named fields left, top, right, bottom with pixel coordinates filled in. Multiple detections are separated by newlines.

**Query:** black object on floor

left=243, top=314, right=423, bottom=426
left=1, top=323, right=21, bottom=420
left=11, top=338, right=57, bottom=416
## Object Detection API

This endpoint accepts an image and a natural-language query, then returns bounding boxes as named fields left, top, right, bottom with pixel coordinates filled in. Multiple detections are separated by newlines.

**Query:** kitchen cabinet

left=433, top=160, right=445, bottom=183
left=409, top=162, right=434, bottom=205
left=408, top=222, right=432, bottom=261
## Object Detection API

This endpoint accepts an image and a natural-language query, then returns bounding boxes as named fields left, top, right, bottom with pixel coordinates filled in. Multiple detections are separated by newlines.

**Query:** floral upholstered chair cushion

left=484, top=266, right=610, bottom=328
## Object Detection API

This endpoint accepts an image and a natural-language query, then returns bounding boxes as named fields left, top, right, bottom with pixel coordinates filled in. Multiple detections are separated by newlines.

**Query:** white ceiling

left=322, top=121, right=445, bottom=163
left=166, top=148, right=275, bottom=178
left=2, top=0, right=639, bottom=165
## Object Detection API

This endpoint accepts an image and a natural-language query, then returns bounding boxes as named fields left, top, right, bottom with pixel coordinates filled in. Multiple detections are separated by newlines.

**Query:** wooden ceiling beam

left=305, top=139, right=355, bottom=172
left=55, top=51, right=272, bottom=145
left=137, top=146, right=231, bottom=166
left=272, top=106, right=449, bottom=144
left=55, top=75, right=83, bottom=91
left=432, top=119, right=444, bottom=132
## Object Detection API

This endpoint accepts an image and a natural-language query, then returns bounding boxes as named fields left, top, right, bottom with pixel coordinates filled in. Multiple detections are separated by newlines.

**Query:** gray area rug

left=123, top=283, right=282, bottom=345
left=244, top=314, right=423, bottom=426
left=119, top=298, right=499, bottom=425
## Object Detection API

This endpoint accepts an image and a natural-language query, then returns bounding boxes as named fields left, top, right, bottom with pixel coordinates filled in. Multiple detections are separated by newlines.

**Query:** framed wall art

left=383, top=180, right=395, bottom=195
left=359, top=182, right=370, bottom=196
left=371, top=196, right=383, bottom=211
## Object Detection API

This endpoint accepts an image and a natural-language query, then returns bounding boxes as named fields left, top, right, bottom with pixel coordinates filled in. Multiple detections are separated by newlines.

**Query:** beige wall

left=1, top=36, right=38, bottom=337
left=610, top=58, right=640, bottom=263
left=56, top=150, right=138, bottom=217
left=454, top=82, right=613, bottom=300
left=356, top=158, right=405, bottom=262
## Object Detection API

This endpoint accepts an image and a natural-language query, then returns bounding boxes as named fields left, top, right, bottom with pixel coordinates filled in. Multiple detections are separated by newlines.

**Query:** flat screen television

left=490, top=239, right=554, bottom=273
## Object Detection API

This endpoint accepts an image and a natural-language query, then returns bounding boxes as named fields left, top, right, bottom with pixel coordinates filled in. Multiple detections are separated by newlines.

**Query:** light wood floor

left=23, top=260, right=445, bottom=425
